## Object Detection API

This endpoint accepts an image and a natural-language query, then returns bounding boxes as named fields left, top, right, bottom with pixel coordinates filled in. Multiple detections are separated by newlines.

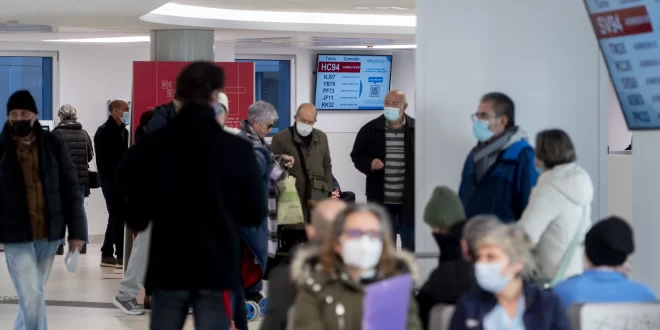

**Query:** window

left=236, top=59, right=292, bottom=135
left=0, top=56, right=53, bottom=123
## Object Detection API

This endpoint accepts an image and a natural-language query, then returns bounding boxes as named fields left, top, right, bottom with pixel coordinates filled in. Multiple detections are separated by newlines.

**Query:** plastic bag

left=276, top=176, right=305, bottom=226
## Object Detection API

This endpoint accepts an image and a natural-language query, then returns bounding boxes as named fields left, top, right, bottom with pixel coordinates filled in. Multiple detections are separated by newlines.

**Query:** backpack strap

left=551, top=206, right=588, bottom=286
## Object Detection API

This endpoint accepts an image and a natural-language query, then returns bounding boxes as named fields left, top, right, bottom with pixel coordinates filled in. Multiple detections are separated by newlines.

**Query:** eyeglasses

left=471, top=113, right=492, bottom=121
left=343, top=229, right=382, bottom=239
left=267, top=124, right=274, bottom=129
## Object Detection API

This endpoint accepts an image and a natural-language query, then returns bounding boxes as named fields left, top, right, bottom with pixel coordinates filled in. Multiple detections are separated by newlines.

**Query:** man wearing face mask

left=271, top=103, right=332, bottom=223
left=0, top=90, right=86, bottom=329
left=94, top=99, right=130, bottom=268
left=458, top=92, right=538, bottom=223
left=350, top=89, right=416, bottom=251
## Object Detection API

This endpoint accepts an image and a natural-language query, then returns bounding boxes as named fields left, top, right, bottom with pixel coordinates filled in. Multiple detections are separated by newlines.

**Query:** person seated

left=261, top=199, right=347, bottom=330
left=553, top=216, right=656, bottom=308
left=450, top=223, right=570, bottom=330
left=291, top=203, right=422, bottom=330
left=416, top=189, right=500, bottom=329
left=332, top=175, right=356, bottom=202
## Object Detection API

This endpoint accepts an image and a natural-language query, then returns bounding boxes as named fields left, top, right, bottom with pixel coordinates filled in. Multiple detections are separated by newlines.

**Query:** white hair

left=248, top=101, right=278, bottom=124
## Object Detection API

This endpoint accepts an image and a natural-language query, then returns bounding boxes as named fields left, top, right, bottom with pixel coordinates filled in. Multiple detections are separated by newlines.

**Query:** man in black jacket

left=124, top=61, right=267, bottom=330
left=52, top=104, right=94, bottom=254
left=350, top=89, right=416, bottom=251
left=0, top=90, right=86, bottom=329
left=94, top=99, right=129, bottom=268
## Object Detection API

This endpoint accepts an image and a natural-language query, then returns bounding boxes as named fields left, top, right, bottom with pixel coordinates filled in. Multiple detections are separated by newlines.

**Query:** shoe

left=80, top=244, right=87, bottom=254
left=113, top=296, right=145, bottom=315
left=56, top=245, right=64, bottom=255
left=115, top=259, right=124, bottom=269
left=100, top=257, right=116, bottom=267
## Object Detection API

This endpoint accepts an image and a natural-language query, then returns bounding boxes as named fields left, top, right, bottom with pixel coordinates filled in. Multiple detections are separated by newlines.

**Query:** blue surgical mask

left=121, top=112, right=130, bottom=125
left=535, top=166, right=545, bottom=174
left=472, top=119, right=494, bottom=142
left=474, top=262, right=512, bottom=293
left=383, top=107, right=401, bottom=122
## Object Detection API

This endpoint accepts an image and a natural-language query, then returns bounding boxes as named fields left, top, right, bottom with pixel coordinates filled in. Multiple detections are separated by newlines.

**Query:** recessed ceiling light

left=43, top=36, right=150, bottom=43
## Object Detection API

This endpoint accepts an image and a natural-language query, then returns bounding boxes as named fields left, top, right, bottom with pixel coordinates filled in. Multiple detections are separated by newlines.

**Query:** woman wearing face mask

left=449, top=224, right=570, bottom=330
left=290, top=203, right=422, bottom=330
left=518, top=129, right=593, bottom=285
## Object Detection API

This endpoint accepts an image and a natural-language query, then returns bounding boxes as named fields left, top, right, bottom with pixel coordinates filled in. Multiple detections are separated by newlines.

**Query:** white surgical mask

left=341, top=236, right=383, bottom=272
left=64, top=249, right=80, bottom=273
left=296, top=122, right=313, bottom=137
left=383, top=107, right=401, bottom=121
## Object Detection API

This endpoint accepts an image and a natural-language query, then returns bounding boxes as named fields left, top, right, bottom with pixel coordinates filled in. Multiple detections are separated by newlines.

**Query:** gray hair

left=478, top=223, right=537, bottom=276
left=463, top=215, right=502, bottom=253
left=58, top=104, right=77, bottom=121
left=248, top=101, right=278, bottom=125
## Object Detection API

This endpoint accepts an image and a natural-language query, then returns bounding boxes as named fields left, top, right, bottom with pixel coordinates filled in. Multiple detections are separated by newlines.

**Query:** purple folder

left=362, top=274, right=413, bottom=330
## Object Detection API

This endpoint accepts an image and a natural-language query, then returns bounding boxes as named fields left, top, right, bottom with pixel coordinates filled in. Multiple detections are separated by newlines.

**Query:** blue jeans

left=151, top=290, right=234, bottom=330
left=101, top=180, right=125, bottom=259
left=384, top=204, right=415, bottom=252
left=4, top=239, right=60, bottom=330
left=60, top=186, right=89, bottom=246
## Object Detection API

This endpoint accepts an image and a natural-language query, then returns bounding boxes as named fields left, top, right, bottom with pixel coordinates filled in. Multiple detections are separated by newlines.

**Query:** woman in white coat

left=519, top=129, right=594, bottom=283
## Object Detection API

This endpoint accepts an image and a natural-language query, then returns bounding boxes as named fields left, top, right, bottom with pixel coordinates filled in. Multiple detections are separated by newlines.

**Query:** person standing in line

left=134, top=110, right=154, bottom=144
left=459, top=92, right=538, bottom=223
left=123, top=62, right=267, bottom=330
left=0, top=90, right=86, bottom=330
left=350, top=90, right=416, bottom=251
left=52, top=104, right=93, bottom=255
left=271, top=103, right=332, bottom=223
left=94, top=99, right=129, bottom=268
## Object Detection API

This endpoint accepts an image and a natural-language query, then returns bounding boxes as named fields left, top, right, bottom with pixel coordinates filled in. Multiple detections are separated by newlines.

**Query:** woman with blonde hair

left=290, top=203, right=422, bottom=330
left=449, top=223, right=570, bottom=330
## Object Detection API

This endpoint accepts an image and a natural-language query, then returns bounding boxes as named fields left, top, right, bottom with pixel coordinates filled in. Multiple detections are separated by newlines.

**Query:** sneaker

left=113, top=296, right=145, bottom=315
left=115, top=259, right=124, bottom=269
left=100, top=257, right=116, bottom=267
left=56, top=245, right=64, bottom=255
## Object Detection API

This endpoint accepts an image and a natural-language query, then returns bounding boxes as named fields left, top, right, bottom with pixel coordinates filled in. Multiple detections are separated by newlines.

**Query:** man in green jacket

left=271, top=103, right=333, bottom=222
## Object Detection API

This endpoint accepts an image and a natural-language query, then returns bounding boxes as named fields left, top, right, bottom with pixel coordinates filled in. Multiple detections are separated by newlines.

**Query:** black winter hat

left=7, top=90, right=38, bottom=116
left=585, top=216, right=634, bottom=267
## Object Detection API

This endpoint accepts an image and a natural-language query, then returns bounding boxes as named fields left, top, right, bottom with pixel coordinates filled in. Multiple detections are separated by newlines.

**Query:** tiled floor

left=0, top=244, right=263, bottom=329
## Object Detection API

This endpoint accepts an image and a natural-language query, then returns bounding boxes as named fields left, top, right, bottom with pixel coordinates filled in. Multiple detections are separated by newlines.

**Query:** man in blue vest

left=458, top=92, right=538, bottom=222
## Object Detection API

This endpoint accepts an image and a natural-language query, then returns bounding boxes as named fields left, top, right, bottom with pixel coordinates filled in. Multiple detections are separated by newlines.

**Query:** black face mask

left=433, top=233, right=462, bottom=262
left=11, top=120, right=33, bottom=137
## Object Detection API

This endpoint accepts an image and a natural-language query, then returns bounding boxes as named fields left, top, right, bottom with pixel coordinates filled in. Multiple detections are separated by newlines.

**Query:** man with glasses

left=350, top=90, right=416, bottom=251
left=458, top=92, right=538, bottom=223
left=271, top=103, right=333, bottom=223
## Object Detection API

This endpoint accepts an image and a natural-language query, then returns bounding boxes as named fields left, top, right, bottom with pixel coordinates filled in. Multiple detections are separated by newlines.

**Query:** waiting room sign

left=131, top=61, right=255, bottom=140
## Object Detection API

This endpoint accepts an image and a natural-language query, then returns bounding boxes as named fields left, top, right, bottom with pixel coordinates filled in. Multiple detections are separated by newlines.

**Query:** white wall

left=0, top=42, right=416, bottom=236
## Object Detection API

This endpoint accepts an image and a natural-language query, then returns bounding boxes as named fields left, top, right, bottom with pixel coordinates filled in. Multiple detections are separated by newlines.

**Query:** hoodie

left=519, top=162, right=594, bottom=281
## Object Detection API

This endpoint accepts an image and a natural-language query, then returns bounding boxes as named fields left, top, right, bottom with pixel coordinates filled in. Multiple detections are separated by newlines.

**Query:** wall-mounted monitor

left=314, top=54, right=393, bottom=111
left=585, top=1, right=660, bottom=130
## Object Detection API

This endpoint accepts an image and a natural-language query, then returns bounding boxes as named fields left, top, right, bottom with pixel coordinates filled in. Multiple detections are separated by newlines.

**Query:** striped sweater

left=384, top=120, right=406, bottom=204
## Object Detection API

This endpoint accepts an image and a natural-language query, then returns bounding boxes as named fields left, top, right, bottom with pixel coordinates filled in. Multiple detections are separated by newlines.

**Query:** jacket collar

left=56, top=120, right=82, bottom=130
left=0, top=121, right=44, bottom=152
left=105, top=115, right=125, bottom=129
left=177, top=104, right=216, bottom=121
left=475, top=280, right=539, bottom=316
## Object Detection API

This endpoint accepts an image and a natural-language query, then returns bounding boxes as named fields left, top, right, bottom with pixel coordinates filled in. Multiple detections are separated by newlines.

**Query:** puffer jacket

left=52, top=120, right=93, bottom=192
left=519, top=162, right=594, bottom=281
left=290, top=246, right=423, bottom=330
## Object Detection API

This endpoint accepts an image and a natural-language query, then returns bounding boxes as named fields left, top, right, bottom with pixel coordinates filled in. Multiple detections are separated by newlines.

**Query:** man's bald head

left=108, top=99, right=129, bottom=113
left=385, top=90, right=408, bottom=109
left=306, top=199, right=347, bottom=241
left=295, top=103, right=317, bottom=125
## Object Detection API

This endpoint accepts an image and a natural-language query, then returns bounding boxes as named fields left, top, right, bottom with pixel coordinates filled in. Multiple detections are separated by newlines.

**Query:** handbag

left=528, top=206, right=588, bottom=289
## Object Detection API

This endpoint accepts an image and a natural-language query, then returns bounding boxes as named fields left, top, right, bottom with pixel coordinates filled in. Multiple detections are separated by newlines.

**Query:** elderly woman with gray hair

left=449, top=223, right=570, bottom=330
left=52, top=104, right=93, bottom=254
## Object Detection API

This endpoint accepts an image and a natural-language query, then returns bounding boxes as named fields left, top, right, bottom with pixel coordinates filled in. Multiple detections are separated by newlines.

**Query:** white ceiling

left=0, top=0, right=415, bottom=48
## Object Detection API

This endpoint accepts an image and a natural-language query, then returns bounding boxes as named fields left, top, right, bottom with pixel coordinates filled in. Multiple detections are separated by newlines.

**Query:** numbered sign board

left=585, top=1, right=660, bottom=129
left=314, top=55, right=393, bottom=111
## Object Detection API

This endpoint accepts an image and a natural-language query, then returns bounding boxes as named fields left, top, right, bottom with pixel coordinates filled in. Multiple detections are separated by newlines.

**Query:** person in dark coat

left=449, top=223, right=570, bottom=330
left=350, top=90, right=416, bottom=251
left=123, top=61, right=267, bottom=330
left=261, top=199, right=347, bottom=330
left=52, top=104, right=94, bottom=254
left=0, top=90, right=86, bottom=329
left=94, top=99, right=129, bottom=268
left=134, top=110, right=154, bottom=144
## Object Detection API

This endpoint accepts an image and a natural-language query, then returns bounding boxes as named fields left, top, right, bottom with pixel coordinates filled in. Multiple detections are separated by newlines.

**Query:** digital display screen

left=585, top=0, right=660, bottom=129
left=314, top=55, right=393, bottom=110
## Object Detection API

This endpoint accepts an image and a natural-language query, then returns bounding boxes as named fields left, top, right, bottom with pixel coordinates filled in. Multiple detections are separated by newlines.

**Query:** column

left=414, top=1, right=609, bottom=278
left=150, top=29, right=215, bottom=61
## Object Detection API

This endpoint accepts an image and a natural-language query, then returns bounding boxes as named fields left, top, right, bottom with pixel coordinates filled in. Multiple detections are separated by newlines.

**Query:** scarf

left=240, top=120, right=264, bottom=145
left=472, top=126, right=519, bottom=183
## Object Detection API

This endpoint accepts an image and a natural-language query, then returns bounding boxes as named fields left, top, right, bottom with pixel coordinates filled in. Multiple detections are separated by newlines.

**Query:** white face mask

left=296, top=122, right=313, bottom=137
left=341, top=236, right=383, bottom=272
left=64, top=249, right=80, bottom=273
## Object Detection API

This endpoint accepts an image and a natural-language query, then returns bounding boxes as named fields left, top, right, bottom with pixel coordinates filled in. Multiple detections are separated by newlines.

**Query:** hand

left=282, top=155, right=295, bottom=168
left=331, top=189, right=340, bottom=199
left=371, top=158, right=384, bottom=171
left=68, top=239, right=84, bottom=252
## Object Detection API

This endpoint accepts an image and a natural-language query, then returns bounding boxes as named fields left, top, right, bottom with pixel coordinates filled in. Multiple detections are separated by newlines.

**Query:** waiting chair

left=428, top=304, right=455, bottom=330
left=567, top=302, right=660, bottom=330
